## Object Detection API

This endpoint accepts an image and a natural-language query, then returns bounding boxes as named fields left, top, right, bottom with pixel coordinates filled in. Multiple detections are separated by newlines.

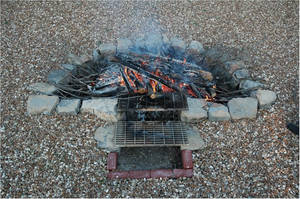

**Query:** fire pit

left=26, top=32, right=277, bottom=179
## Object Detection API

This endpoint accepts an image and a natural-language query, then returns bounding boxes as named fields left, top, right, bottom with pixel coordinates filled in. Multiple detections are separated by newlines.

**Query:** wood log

left=119, top=67, right=134, bottom=93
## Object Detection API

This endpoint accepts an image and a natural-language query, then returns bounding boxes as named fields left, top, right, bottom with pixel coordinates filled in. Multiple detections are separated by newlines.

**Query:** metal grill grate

left=114, top=121, right=188, bottom=147
left=117, top=92, right=188, bottom=112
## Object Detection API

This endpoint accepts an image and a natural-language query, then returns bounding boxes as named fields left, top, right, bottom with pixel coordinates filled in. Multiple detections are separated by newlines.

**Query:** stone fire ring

left=26, top=37, right=277, bottom=122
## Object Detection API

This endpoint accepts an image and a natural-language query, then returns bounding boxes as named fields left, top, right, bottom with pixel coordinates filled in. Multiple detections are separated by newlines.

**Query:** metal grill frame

left=114, top=121, right=189, bottom=147
left=117, top=92, right=188, bottom=112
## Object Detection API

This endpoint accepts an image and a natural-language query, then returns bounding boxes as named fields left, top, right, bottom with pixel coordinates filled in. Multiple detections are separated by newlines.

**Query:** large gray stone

left=252, top=89, right=277, bottom=108
left=27, top=82, right=57, bottom=95
left=186, top=40, right=205, bottom=55
left=239, top=80, right=264, bottom=90
left=225, top=61, right=246, bottom=74
left=198, top=70, right=213, bottom=81
left=208, top=103, right=231, bottom=121
left=66, top=53, right=85, bottom=65
left=94, top=126, right=119, bottom=152
left=92, top=49, right=103, bottom=64
left=98, top=43, right=116, bottom=56
left=228, top=97, right=258, bottom=120
left=56, top=99, right=81, bottom=115
left=181, top=98, right=207, bottom=122
left=181, top=127, right=206, bottom=151
left=170, top=37, right=186, bottom=54
left=81, top=98, right=117, bottom=122
left=117, top=38, right=133, bottom=54
left=233, top=69, right=249, bottom=79
left=61, top=64, right=77, bottom=72
left=47, top=69, right=70, bottom=85
left=27, top=95, right=59, bottom=115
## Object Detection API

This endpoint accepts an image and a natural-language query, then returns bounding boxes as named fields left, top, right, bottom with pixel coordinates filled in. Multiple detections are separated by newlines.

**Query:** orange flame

left=150, top=79, right=158, bottom=93
left=205, top=95, right=214, bottom=102
left=119, top=76, right=125, bottom=86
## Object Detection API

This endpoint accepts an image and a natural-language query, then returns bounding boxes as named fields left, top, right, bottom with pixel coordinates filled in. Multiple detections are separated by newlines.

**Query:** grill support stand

left=107, top=149, right=193, bottom=179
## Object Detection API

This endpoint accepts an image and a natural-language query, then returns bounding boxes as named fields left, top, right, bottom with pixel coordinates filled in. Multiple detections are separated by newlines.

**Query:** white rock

left=239, top=80, right=264, bottom=90
left=181, top=127, right=206, bottom=151
left=186, top=40, right=205, bottom=55
left=81, top=98, right=117, bottom=122
left=253, top=89, right=277, bottom=108
left=27, top=95, right=59, bottom=115
left=94, top=126, right=119, bottom=152
left=27, top=82, right=57, bottom=95
left=117, top=38, right=133, bottom=54
left=66, top=53, right=85, bottom=65
left=181, top=98, right=207, bottom=122
left=98, top=43, right=116, bottom=56
left=228, top=97, right=258, bottom=120
left=208, top=103, right=231, bottom=121
left=56, top=99, right=81, bottom=115
left=170, top=37, right=186, bottom=53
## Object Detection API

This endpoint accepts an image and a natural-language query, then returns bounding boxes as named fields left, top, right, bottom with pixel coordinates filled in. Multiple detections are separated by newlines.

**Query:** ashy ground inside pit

left=117, top=146, right=182, bottom=171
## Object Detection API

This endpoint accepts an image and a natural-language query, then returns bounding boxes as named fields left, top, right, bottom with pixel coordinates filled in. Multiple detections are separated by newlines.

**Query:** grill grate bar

left=117, top=92, right=188, bottom=111
left=114, top=121, right=188, bottom=147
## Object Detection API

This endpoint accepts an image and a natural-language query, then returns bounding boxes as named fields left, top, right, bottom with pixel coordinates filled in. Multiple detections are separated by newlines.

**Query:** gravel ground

left=1, top=0, right=299, bottom=198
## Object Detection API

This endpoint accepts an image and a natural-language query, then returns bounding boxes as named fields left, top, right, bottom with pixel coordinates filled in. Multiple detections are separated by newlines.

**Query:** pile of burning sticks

left=54, top=51, right=251, bottom=103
